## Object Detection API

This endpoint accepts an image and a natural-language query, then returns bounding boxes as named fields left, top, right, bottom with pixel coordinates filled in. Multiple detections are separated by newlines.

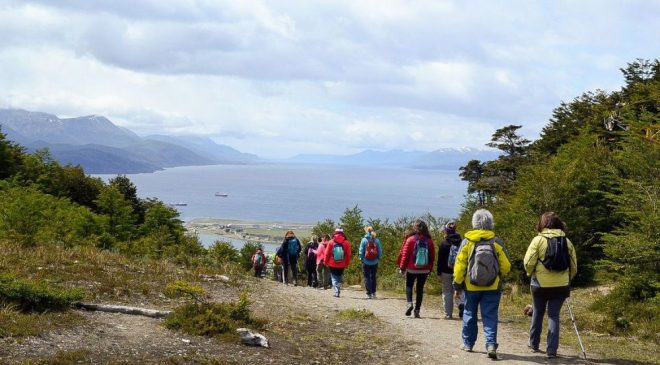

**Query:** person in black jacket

left=304, top=236, right=319, bottom=288
left=278, top=230, right=301, bottom=286
left=437, top=221, right=464, bottom=319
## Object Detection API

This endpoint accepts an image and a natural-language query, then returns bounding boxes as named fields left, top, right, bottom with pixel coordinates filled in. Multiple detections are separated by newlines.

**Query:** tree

left=110, top=175, right=145, bottom=223
left=459, top=159, right=486, bottom=205
left=95, top=186, right=136, bottom=242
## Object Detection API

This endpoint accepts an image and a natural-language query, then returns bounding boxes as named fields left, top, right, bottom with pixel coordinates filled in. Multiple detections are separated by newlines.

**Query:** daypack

left=447, top=242, right=461, bottom=269
left=287, top=238, right=299, bottom=256
left=541, top=236, right=570, bottom=271
left=467, top=239, right=499, bottom=286
left=253, top=253, right=265, bottom=268
left=307, top=246, right=317, bottom=262
left=332, top=242, right=345, bottom=262
left=413, top=236, right=429, bottom=268
left=365, top=238, right=378, bottom=261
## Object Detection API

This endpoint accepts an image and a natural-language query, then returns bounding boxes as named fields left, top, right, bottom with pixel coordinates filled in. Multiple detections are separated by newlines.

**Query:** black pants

left=406, top=272, right=429, bottom=311
left=254, top=266, right=263, bottom=278
left=306, top=262, right=318, bottom=287
left=283, top=255, right=298, bottom=284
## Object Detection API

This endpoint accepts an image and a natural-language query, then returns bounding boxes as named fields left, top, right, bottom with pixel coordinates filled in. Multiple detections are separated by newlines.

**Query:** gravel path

left=261, top=280, right=605, bottom=365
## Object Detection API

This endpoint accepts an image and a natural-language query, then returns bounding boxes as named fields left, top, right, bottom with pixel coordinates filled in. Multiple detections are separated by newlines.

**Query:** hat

left=444, top=221, right=456, bottom=234
left=334, top=228, right=344, bottom=233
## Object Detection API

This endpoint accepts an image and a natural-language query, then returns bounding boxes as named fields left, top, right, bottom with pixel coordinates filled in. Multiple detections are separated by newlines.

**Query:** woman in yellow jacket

left=453, top=209, right=511, bottom=359
left=523, top=212, right=577, bottom=359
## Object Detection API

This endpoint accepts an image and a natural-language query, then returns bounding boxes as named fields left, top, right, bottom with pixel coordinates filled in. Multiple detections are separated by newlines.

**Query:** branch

left=75, top=302, right=172, bottom=318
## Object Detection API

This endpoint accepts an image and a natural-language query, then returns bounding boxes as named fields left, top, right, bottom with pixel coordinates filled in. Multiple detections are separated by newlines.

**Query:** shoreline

left=185, top=217, right=315, bottom=247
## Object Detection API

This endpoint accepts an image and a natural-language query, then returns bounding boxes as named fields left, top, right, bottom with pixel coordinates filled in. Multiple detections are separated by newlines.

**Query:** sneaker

left=405, top=303, right=413, bottom=316
left=413, top=310, right=420, bottom=318
left=366, top=293, right=372, bottom=299
left=371, top=293, right=377, bottom=299
left=333, top=293, right=339, bottom=298
left=460, top=344, right=473, bottom=352
left=486, top=345, right=497, bottom=359
left=443, top=314, right=453, bottom=320
left=547, top=353, right=557, bottom=359
left=528, top=345, right=541, bottom=353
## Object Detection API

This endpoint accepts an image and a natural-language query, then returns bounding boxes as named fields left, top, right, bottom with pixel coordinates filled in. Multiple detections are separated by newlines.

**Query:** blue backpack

left=287, top=238, right=299, bottom=256
left=448, top=239, right=465, bottom=269
left=332, top=242, right=345, bottom=262
left=413, top=236, right=429, bottom=268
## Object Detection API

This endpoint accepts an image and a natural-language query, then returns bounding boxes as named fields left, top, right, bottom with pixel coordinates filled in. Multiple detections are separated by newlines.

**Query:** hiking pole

left=566, top=298, right=587, bottom=360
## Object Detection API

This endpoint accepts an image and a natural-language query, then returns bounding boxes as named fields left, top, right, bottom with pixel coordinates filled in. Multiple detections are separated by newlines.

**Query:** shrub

left=164, top=280, right=207, bottom=304
left=337, top=308, right=377, bottom=321
left=207, top=241, right=239, bottom=264
left=164, top=291, right=264, bottom=337
left=0, top=274, right=85, bottom=312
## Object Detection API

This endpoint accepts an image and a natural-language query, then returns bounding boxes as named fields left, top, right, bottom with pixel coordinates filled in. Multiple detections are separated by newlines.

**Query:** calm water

left=97, top=164, right=466, bottom=224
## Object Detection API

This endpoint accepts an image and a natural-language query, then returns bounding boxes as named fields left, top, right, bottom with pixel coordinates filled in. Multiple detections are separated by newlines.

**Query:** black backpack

left=541, top=236, right=570, bottom=271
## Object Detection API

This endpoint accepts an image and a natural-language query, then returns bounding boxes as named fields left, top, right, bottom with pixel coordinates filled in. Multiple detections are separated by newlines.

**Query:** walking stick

left=566, top=298, right=587, bottom=360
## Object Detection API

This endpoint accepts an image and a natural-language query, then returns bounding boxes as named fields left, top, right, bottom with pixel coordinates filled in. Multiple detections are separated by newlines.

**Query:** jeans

left=462, top=290, right=502, bottom=349
left=405, top=272, right=428, bottom=311
left=441, top=272, right=454, bottom=316
left=306, top=262, right=318, bottom=287
left=283, top=255, right=298, bottom=284
left=316, top=263, right=330, bottom=288
left=362, top=263, right=378, bottom=295
left=530, top=294, right=566, bottom=355
left=254, top=266, right=263, bottom=278
left=330, top=267, right=344, bottom=296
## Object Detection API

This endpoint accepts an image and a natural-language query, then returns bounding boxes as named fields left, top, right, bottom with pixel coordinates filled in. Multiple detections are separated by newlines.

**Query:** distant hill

left=0, top=108, right=259, bottom=174
left=290, top=148, right=499, bottom=170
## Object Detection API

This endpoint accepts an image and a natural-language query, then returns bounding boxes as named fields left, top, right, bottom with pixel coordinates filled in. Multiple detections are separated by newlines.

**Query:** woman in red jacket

left=398, top=220, right=435, bottom=318
left=324, top=228, right=352, bottom=298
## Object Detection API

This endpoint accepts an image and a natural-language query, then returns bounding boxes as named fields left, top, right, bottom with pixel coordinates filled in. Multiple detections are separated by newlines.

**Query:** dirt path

left=258, top=280, right=604, bottom=365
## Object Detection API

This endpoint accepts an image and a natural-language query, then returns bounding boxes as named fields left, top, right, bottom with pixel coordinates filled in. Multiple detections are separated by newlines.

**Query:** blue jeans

left=462, top=290, right=502, bottom=349
left=362, top=263, right=378, bottom=295
left=330, top=267, right=344, bottom=295
left=530, top=294, right=566, bottom=355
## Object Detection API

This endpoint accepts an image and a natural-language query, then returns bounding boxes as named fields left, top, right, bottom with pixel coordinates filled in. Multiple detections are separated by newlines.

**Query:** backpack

left=541, top=236, right=570, bottom=271
left=307, top=245, right=317, bottom=262
left=287, top=238, right=299, bottom=256
left=412, top=236, right=429, bottom=268
left=253, top=253, right=265, bottom=268
left=447, top=242, right=461, bottom=269
left=467, top=239, right=499, bottom=286
left=332, top=242, right=345, bottom=262
left=365, top=237, right=378, bottom=261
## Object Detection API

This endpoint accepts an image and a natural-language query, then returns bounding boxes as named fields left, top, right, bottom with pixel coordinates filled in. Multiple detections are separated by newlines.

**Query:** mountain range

left=1, top=108, right=499, bottom=174
left=0, top=109, right=258, bottom=174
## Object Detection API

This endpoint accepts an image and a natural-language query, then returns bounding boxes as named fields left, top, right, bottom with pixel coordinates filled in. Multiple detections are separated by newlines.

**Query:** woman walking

left=324, top=228, right=352, bottom=298
left=397, top=220, right=435, bottom=318
left=278, top=230, right=301, bottom=286
left=524, top=212, right=577, bottom=359
left=359, top=226, right=382, bottom=299
left=316, top=234, right=331, bottom=289
left=304, top=236, right=319, bottom=287
left=437, top=221, right=464, bottom=318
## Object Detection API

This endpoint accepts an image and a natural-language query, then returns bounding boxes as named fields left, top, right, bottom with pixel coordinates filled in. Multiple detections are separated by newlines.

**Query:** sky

left=0, top=0, right=658, bottom=158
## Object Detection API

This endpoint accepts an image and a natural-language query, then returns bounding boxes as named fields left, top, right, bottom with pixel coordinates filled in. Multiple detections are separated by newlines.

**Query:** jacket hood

left=539, top=228, right=565, bottom=238
left=363, top=232, right=376, bottom=240
left=446, top=233, right=462, bottom=246
left=333, top=233, right=347, bottom=243
left=464, top=229, right=495, bottom=242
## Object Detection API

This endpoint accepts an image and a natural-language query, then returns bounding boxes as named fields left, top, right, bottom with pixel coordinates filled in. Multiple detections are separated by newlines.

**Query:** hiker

left=359, top=226, right=383, bottom=299
left=437, top=221, right=464, bottom=319
left=397, top=220, right=435, bottom=318
left=278, top=230, right=301, bottom=286
left=453, top=209, right=511, bottom=359
left=524, top=212, right=578, bottom=359
left=271, top=250, right=283, bottom=282
left=324, top=228, right=352, bottom=297
left=316, top=234, right=331, bottom=289
left=304, top=236, right=319, bottom=287
left=251, top=247, right=267, bottom=278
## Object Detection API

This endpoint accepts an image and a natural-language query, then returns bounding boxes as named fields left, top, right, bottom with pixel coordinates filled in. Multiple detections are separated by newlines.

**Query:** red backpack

left=365, top=238, right=378, bottom=260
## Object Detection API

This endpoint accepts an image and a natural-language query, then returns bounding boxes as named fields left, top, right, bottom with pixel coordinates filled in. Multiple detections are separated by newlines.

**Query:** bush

left=164, top=291, right=264, bottom=337
left=0, top=274, right=85, bottom=312
left=207, top=241, right=239, bottom=264
left=164, top=280, right=207, bottom=304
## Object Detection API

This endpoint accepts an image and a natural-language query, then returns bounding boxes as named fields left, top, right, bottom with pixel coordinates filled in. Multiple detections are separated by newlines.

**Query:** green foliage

left=311, top=218, right=335, bottom=239
left=336, top=308, right=377, bottom=321
left=239, top=242, right=264, bottom=271
left=0, top=274, right=85, bottom=312
left=164, top=291, right=263, bottom=337
left=0, top=305, right=84, bottom=338
left=207, top=240, right=240, bottom=264
left=94, top=186, right=136, bottom=241
left=110, top=175, right=145, bottom=223
left=164, top=280, right=207, bottom=304
left=0, top=128, right=25, bottom=179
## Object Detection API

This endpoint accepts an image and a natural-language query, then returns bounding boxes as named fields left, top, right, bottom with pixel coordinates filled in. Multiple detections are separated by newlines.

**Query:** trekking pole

left=566, top=298, right=587, bottom=360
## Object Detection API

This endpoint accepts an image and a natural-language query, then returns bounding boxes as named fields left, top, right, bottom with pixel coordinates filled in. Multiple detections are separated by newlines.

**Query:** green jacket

left=453, top=229, right=511, bottom=291
left=523, top=229, right=578, bottom=288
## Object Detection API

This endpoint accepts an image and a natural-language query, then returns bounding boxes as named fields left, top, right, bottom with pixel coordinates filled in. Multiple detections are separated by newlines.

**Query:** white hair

left=472, top=209, right=494, bottom=230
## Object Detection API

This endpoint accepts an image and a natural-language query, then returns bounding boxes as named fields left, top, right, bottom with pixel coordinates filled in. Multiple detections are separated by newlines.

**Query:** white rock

left=236, top=328, right=269, bottom=348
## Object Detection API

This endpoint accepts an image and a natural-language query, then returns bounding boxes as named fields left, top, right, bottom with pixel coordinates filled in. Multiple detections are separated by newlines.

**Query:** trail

left=260, top=280, right=606, bottom=365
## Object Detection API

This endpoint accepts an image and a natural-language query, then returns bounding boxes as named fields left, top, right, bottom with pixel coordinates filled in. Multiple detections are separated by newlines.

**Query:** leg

left=546, top=297, right=566, bottom=356
left=282, top=262, right=290, bottom=284
left=362, top=263, right=371, bottom=295
left=462, top=290, right=481, bottom=348
left=289, top=256, right=299, bottom=285
left=529, top=293, right=548, bottom=351
left=316, top=264, right=323, bottom=288
left=311, top=263, right=318, bottom=287
left=306, top=264, right=313, bottom=286
left=441, top=272, right=454, bottom=317
left=480, top=290, right=502, bottom=349
left=371, top=264, right=378, bottom=296
left=414, top=273, right=428, bottom=313
left=330, top=268, right=341, bottom=296
left=405, top=272, right=415, bottom=315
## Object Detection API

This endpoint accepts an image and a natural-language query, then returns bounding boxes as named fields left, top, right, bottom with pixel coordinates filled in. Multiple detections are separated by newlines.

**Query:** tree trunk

left=75, top=302, right=171, bottom=318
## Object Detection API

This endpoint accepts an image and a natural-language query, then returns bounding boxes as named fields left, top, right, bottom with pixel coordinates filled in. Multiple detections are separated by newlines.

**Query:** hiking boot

left=405, top=303, right=413, bottom=316
left=413, top=310, right=420, bottom=318
left=443, top=314, right=452, bottom=320
left=547, top=353, right=557, bottom=359
left=371, top=293, right=377, bottom=299
left=458, top=303, right=465, bottom=318
left=460, top=344, right=473, bottom=352
left=486, top=344, right=497, bottom=359
left=366, top=293, right=372, bottom=299
left=527, top=345, right=541, bottom=353
left=333, top=293, right=339, bottom=298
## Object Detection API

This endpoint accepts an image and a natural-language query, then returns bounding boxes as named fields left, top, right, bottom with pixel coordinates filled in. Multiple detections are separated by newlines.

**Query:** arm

left=452, top=242, right=469, bottom=285
left=496, top=242, right=511, bottom=277
left=428, top=238, right=436, bottom=270
left=359, top=238, right=366, bottom=262
left=568, top=238, right=578, bottom=280
left=345, top=241, right=352, bottom=264
left=523, top=236, right=541, bottom=276
left=399, top=237, right=411, bottom=269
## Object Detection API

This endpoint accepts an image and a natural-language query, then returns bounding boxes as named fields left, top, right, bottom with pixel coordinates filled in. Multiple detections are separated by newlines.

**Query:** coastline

left=185, top=217, right=314, bottom=248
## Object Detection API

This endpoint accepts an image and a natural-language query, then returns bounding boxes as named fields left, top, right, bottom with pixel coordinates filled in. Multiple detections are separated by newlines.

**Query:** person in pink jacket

left=324, top=228, right=352, bottom=297
left=397, top=220, right=435, bottom=318
left=316, top=234, right=331, bottom=289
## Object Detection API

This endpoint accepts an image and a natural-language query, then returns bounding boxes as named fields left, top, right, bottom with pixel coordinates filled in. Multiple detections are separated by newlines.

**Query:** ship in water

left=214, top=192, right=229, bottom=197
left=169, top=202, right=188, bottom=207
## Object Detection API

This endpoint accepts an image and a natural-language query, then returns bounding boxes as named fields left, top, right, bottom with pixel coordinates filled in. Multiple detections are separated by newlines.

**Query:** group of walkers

left=253, top=209, right=577, bottom=360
